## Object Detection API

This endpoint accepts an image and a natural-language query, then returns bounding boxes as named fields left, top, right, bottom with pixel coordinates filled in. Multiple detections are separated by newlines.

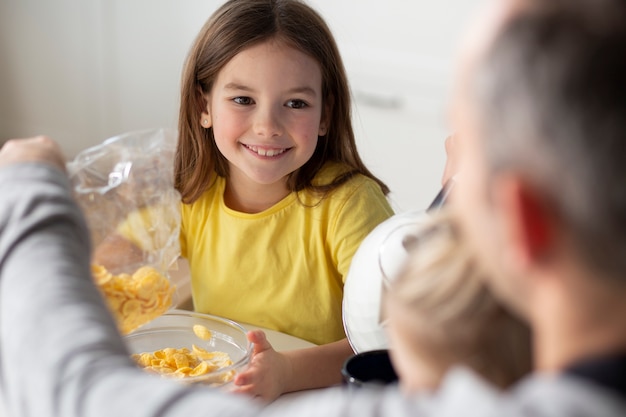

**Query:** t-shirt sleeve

left=328, top=178, right=394, bottom=283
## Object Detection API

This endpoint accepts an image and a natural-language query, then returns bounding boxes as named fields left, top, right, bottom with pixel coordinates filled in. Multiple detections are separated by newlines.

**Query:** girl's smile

left=241, top=143, right=293, bottom=158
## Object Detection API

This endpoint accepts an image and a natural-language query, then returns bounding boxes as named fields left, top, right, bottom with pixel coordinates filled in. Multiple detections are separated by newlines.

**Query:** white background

left=0, top=0, right=489, bottom=211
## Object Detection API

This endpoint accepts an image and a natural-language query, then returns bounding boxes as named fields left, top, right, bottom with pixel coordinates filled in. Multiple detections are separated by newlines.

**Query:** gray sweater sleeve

left=0, top=163, right=263, bottom=417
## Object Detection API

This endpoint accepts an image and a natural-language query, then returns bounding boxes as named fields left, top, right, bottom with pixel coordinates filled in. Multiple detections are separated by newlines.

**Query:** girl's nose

left=253, top=105, right=283, bottom=138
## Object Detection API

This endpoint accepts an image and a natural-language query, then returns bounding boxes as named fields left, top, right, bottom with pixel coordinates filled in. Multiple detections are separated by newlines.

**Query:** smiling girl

left=174, top=0, right=393, bottom=400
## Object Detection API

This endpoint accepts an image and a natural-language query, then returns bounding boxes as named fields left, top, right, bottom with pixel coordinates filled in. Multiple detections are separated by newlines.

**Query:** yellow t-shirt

left=179, top=163, right=393, bottom=345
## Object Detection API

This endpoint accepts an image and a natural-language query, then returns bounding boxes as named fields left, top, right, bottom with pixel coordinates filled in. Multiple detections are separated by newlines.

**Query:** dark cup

left=341, top=349, right=398, bottom=388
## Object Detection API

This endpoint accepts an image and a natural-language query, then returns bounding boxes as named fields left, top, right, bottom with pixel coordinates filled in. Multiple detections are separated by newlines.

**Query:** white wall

left=0, top=0, right=212, bottom=152
left=0, top=0, right=488, bottom=211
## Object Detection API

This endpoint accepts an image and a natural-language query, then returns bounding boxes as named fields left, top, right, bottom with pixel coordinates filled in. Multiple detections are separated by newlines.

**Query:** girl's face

left=202, top=39, right=327, bottom=200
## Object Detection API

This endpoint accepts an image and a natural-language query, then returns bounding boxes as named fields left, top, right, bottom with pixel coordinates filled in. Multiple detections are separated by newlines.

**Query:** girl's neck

left=224, top=174, right=291, bottom=214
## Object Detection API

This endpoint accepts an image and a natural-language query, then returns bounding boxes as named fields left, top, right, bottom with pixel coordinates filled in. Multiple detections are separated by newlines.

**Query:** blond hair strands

left=174, top=0, right=389, bottom=204
left=388, top=212, right=532, bottom=388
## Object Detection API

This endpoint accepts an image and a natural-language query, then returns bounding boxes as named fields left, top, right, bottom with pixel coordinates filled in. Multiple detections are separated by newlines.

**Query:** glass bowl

left=124, top=309, right=252, bottom=386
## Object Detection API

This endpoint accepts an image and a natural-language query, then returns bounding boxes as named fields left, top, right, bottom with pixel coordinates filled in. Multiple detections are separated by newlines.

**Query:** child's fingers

left=234, top=368, right=257, bottom=386
left=247, top=330, right=273, bottom=354
left=231, top=374, right=270, bottom=401
left=230, top=384, right=259, bottom=398
left=232, top=385, right=271, bottom=403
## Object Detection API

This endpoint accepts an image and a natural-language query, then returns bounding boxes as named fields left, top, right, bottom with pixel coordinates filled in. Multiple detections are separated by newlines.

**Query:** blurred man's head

left=451, top=0, right=626, bottom=316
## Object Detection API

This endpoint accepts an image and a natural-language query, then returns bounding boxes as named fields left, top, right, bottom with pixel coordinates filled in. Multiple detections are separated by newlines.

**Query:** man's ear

left=492, top=175, right=555, bottom=269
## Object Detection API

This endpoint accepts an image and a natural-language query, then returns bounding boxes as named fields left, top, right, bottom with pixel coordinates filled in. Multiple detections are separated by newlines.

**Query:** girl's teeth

left=265, top=149, right=284, bottom=157
left=247, top=145, right=286, bottom=157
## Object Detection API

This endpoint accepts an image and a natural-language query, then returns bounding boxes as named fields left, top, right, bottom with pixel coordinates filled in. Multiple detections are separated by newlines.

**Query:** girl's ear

left=197, top=86, right=213, bottom=129
left=200, top=110, right=212, bottom=129
left=319, top=96, right=333, bottom=136
left=318, top=122, right=328, bottom=136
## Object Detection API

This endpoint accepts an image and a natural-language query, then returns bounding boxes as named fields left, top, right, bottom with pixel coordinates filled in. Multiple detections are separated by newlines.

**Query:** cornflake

left=92, top=264, right=175, bottom=334
left=193, top=324, right=212, bottom=341
left=132, top=344, right=234, bottom=385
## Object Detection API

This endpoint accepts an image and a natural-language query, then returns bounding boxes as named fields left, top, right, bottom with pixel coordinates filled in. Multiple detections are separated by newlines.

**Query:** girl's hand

left=232, top=330, right=293, bottom=402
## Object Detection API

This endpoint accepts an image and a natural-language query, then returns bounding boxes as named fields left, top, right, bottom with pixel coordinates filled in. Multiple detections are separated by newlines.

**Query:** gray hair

left=473, top=0, right=626, bottom=281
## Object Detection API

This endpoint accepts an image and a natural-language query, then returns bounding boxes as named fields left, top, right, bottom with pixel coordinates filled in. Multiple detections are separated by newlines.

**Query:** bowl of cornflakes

left=124, top=310, right=252, bottom=386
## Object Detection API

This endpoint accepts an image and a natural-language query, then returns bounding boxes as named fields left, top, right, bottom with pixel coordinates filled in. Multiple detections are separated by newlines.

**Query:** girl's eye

left=233, top=96, right=254, bottom=105
left=286, top=99, right=308, bottom=109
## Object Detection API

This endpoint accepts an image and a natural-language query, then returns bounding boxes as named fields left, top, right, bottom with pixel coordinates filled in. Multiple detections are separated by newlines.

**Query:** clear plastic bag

left=67, top=128, right=181, bottom=333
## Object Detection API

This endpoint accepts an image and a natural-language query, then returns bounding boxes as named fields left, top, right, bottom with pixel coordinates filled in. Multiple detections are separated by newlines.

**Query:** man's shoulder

left=383, top=367, right=626, bottom=417
left=508, top=371, right=626, bottom=417
left=435, top=367, right=626, bottom=417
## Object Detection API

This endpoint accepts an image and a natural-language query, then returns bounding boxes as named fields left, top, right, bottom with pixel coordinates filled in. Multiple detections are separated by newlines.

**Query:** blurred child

left=384, top=212, right=532, bottom=393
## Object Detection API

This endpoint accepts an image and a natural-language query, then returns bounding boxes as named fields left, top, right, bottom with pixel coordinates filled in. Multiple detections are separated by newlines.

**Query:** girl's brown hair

left=175, top=0, right=389, bottom=203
